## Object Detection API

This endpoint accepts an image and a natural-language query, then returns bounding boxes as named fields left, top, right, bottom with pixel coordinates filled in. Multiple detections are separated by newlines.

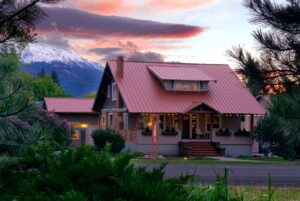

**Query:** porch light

left=147, top=122, right=152, bottom=128
left=80, top=123, right=88, bottom=129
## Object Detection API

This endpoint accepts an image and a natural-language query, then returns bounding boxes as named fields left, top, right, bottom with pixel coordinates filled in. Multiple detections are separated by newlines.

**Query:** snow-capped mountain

left=21, top=44, right=104, bottom=97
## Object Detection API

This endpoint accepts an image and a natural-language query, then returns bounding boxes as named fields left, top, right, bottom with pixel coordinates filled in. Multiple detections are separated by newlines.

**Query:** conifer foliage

left=227, top=0, right=300, bottom=94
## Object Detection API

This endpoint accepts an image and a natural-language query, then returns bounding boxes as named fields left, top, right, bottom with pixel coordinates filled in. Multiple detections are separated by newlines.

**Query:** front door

left=182, top=115, right=190, bottom=139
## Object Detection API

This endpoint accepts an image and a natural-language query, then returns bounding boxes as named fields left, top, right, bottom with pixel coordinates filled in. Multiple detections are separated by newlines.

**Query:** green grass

left=132, top=157, right=300, bottom=165
left=238, top=155, right=285, bottom=162
left=233, top=186, right=300, bottom=201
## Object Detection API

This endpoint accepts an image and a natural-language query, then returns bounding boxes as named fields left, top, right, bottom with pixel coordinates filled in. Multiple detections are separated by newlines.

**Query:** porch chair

left=195, top=128, right=204, bottom=139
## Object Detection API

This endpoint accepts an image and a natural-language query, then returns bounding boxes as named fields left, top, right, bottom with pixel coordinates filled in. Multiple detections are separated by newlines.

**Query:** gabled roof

left=102, top=60, right=266, bottom=115
left=44, top=97, right=96, bottom=113
left=148, top=65, right=215, bottom=81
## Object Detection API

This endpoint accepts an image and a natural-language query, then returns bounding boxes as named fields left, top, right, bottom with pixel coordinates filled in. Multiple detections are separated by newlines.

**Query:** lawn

left=233, top=186, right=300, bottom=201
left=132, top=157, right=300, bottom=165
left=237, top=155, right=286, bottom=162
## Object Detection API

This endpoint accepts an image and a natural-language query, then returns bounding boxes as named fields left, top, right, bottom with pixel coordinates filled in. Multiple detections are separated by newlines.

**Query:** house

left=92, top=56, right=266, bottom=157
left=44, top=97, right=99, bottom=146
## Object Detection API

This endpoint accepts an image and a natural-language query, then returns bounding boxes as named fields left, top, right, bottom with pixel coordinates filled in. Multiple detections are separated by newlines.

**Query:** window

left=108, top=113, right=113, bottom=128
left=123, top=113, right=128, bottom=131
left=70, top=123, right=80, bottom=139
left=140, top=114, right=152, bottom=130
left=175, top=81, right=198, bottom=91
left=163, top=80, right=174, bottom=90
left=162, top=80, right=209, bottom=91
left=107, top=85, right=111, bottom=98
left=112, top=82, right=117, bottom=101
left=201, top=82, right=209, bottom=90
left=101, top=112, right=106, bottom=127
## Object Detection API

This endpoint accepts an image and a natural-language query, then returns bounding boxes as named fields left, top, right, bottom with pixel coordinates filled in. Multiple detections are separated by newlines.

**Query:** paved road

left=139, top=164, right=300, bottom=187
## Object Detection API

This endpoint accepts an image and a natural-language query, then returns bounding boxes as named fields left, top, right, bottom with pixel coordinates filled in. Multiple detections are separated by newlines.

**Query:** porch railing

left=193, top=131, right=212, bottom=140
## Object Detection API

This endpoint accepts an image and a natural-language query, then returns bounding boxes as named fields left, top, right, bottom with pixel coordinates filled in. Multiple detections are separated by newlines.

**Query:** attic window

left=162, top=80, right=209, bottom=92
left=175, top=81, right=198, bottom=91
left=148, top=66, right=215, bottom=92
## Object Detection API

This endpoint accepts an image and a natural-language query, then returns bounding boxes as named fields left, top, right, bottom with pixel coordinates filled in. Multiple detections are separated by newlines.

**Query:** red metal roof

left=148, top=65, right=215, bottom=81
left=107, top=60, right=266, bottom=115
left=44, top=97, right=96, bottom=113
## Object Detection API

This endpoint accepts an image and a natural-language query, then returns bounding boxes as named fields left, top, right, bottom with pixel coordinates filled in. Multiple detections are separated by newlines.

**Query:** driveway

left=139, top=164, right=300, bottom=187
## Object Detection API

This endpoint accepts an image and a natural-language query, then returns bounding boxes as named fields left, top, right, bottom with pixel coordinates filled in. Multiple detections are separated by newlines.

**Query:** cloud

left=127, top=51, right=164, bottom=62
left=37, top=7, right=205, bottom=39
left=148, top=0, right=218, bottom=11
left=89, top=47, right=122, bottom=55
left=63, top=0, right=219, bottom=15
left=37, top=31, right=70, bottom=50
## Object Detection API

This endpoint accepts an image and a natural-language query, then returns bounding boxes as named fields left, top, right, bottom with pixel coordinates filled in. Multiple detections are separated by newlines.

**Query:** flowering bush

left=0, top=107, right=71, bottom=155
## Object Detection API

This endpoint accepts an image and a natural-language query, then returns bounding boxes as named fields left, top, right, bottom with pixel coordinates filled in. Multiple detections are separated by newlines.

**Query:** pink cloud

left=63, top=0, right=218, bottom=15
left=148, top=0, right=218, bottom=11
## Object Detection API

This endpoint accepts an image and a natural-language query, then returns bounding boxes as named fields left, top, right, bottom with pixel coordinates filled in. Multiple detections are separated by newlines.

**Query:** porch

left=102, top=109, right=257, bottom=156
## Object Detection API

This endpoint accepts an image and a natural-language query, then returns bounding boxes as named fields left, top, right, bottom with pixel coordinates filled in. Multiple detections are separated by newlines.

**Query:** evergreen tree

left=0, top=0, right=61, bottom=45
left=228, top=0, right=300, bottom=159
left=51, top=70, right=60, bottom=86
left=0, top=49, right=33, bottom=117
left=38, top=68, right=46, bottom=78
left=227, top=0, right=300, bottom=94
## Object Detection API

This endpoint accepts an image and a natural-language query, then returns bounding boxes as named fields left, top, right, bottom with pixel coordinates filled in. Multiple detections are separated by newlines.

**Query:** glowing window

left=70, top=123, right=79, bottom=139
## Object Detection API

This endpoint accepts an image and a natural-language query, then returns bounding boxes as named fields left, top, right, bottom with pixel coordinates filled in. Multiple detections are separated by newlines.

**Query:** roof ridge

left=108, top=59, right=229, bottom=66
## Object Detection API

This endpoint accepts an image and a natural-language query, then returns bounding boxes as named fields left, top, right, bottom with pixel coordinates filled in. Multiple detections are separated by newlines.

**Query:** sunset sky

left=36, top=0, right=259, bottom=67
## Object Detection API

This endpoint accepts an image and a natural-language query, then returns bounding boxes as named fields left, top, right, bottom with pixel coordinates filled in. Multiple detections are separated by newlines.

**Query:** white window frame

left=107, top=85, right=111, bottom=98
left=112, top=82, right=117, bottom=101
left=123, top=113, right=128, bottom=131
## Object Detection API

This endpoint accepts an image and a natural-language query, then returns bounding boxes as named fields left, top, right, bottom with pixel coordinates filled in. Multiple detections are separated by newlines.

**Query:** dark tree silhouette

left=38, top=68, right=46, bottom=78
left=0, top=0, right=61, bottom=45
left=227, top=0, right=300, bottom=94
left=51, top=70, right=60, bottom=85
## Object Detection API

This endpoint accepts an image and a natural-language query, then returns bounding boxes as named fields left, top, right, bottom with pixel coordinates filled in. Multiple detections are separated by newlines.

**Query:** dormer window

left=175, top=81, right=198, bottom=91
left=148, top=66, right=215, bottom=92
left=163, top=80, right=209, bottom=91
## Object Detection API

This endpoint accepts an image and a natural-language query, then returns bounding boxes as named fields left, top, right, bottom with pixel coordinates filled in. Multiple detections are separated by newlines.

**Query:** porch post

left=152, top=114, right=159, bottom=157
left=189, top=114, right=192, bottom=139
left=179, top=114, right=183, bottom=130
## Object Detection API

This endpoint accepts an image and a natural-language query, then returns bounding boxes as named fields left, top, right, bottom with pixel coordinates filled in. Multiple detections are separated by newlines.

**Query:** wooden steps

left=179, top=141, right=224, bottom=157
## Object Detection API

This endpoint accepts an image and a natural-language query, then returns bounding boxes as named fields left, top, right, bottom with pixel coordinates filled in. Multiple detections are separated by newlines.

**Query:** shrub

left=92, top=128, right=125, bottom=153
left=0, top=145, right=188, bottom=201
left=0, top=145, right=277, bottom=201
left=0, top=108, right=71, bottom=156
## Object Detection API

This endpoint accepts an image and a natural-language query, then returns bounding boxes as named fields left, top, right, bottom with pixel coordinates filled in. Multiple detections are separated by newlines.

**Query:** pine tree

left=0, top=0, right=62, bottom=45
left=227, top=0, right=300, bottom=94
left=0, top=49, right=33, bottom=117
left=51, top=70, right=60, bottom=86
left=38, top=68, right=46, bottom=78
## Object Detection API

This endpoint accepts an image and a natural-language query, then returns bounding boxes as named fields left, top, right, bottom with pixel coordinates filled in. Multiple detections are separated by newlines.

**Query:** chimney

left=116, top=55, right=124, bottom=78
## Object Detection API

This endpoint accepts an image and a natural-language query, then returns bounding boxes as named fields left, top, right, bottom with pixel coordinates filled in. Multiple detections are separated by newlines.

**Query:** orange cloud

left=76, top=0, right=125, bottom=15
left=63, top=0, right=219, bottom=15
left=148, top=0, right=218, bottom=11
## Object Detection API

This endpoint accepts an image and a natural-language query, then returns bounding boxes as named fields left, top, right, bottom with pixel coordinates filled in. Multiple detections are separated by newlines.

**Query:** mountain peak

left=21, top=43, right=90, bottom=65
